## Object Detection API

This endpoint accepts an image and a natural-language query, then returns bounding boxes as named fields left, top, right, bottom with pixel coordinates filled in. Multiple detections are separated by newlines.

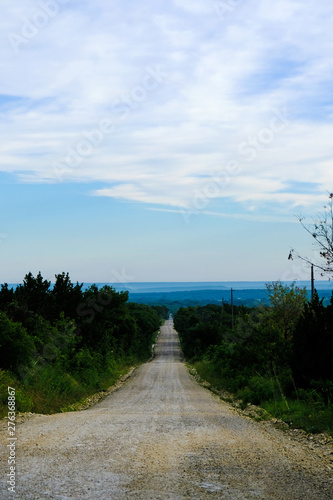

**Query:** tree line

left=174, top=282, right=333, bottom=434
left=0, top=272, right=168, bottom=415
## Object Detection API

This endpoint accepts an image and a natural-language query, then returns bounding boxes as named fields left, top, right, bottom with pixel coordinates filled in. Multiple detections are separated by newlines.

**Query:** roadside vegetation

left=0, top=272, right=168, bottom=417
left=174, top=282, right=333, bottom=435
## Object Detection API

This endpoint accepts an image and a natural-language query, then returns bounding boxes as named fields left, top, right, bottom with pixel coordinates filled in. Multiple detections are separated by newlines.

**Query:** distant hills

left=4, top=281, right=332, bottom=313
left=126, top=286, right=333, bottom=313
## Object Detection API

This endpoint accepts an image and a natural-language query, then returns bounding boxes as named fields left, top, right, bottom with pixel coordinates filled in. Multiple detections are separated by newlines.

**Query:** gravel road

left=1, top=319, right=332, bottom=499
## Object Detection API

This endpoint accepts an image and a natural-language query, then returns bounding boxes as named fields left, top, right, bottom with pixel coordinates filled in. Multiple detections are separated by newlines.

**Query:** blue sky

left=1, top=0, right=333, bottom=283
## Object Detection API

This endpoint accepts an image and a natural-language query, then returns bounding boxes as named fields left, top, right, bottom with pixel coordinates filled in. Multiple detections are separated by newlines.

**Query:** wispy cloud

left=1, top=0, right=333, bottom=218
left=148, top=207, right=296, bottom=223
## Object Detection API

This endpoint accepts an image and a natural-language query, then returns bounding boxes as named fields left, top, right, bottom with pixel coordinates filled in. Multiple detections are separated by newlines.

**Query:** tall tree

left=292, top=290, right=333, bottom=386
left=15, top=272, right=51, bottom=317
left=51, top=272, right=83, bottom=320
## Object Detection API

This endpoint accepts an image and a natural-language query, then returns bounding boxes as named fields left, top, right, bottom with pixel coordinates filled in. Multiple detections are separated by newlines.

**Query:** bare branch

left=291, top=194, right=333, bottom=280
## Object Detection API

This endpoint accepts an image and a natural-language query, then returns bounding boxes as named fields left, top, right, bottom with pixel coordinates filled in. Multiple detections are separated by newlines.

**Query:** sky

left=1, top=0, right=333, bottom=284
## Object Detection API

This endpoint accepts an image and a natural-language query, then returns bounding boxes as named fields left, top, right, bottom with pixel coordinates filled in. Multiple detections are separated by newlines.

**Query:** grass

left=0, top=327, right=159, bottom=419
left=0, top=361, right=136, bottom=418
left=191, top=360, right=333, bottom=436
left=262, top=399, right=333, bottom=435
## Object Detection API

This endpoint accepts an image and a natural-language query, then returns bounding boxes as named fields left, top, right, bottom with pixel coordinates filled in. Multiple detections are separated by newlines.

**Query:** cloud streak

left=1, top=0, right=333, bottom=219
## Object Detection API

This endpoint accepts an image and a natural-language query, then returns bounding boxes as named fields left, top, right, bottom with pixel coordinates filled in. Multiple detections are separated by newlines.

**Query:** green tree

left=14, top=271, right=51, bottom=318
left=0, top=312, right=34, bottom=372
left=150, top=305, right=169, bottom=320
left=293, top=290, right=333, bottom=387
left=0, top=283, right=14, bottom=312
left=266, top=281, right=308, bottom=340
left=51, top=272, right=83, bottom=320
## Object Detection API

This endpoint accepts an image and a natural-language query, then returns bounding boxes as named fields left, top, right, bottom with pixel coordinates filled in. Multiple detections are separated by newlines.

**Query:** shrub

left=0, top=312, right=35, bottom=372
left=72, top=348, right=100, bottom=387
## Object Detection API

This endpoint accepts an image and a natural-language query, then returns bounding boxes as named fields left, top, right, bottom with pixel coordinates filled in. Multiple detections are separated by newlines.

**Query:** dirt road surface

left=1, top=320, right=332, bottom=499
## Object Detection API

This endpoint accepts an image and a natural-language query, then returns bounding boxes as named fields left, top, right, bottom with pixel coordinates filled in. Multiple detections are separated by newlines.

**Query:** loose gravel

left=1, top=320, right=332, bottom=499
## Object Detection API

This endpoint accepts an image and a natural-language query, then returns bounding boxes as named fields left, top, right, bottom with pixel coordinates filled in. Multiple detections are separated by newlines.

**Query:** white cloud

left=1, top=0, right=333, bottom=216
left=173, top=0, right=213, bottom=15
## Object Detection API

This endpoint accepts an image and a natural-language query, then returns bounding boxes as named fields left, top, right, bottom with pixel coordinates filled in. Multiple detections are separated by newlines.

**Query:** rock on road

left=1, top=320, right=332, bottom=499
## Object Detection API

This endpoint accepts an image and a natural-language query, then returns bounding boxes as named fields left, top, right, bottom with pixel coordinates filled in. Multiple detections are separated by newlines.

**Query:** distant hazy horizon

left=3, top=280, right=332, bottom=292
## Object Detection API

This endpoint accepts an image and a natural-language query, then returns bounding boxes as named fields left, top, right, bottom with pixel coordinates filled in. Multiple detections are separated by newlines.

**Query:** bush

left=0, top=312, right=35, bottom=372
left=0, top=272, right=164, bottom=415
left=72, top=348, right=100, bottom=387
left=262, top=399, right=333, bottom=434
left=0, top=370, right=33, bottom=417
left=14, top=390, right=33, bottom=413
left=249, top=377, right=277, bottom=404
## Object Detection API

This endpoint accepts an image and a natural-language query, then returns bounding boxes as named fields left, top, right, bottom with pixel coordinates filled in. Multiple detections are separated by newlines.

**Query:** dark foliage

left=292, top=291, right=333, bottom=387
left=174, top=285, right=333, bottom=410
left=0, top=272, right=166, bottom=382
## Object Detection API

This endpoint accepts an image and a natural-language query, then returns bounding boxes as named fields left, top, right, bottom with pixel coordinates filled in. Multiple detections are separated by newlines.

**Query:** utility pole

left=231, top=287, right=234, bottom=328
left=311, top=264, right=314, bottom=301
